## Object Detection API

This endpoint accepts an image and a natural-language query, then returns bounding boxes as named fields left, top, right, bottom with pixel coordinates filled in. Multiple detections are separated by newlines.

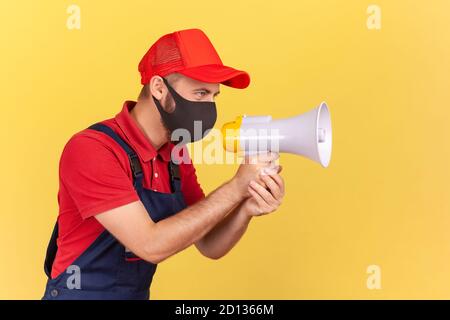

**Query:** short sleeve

left=59, top=133, right=140, bottom=219
left=180, top=161, right=206, bottom=206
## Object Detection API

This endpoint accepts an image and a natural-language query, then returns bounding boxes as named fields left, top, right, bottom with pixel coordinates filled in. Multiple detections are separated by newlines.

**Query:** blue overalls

left=42, top=123, right=187, bottom=300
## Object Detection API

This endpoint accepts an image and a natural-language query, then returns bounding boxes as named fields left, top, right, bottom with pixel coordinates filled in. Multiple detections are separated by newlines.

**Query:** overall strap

left=44, top=221, right=59, bottom=278
left=88, top=123, right=144, bottom=189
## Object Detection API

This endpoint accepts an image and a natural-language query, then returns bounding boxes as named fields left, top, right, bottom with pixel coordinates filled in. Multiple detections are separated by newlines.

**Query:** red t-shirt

left=51, top=101, right=205, bottom=278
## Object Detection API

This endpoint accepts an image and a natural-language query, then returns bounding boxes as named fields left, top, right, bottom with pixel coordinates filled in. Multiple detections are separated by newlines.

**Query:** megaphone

left=221, top=102, right=332, bottom=167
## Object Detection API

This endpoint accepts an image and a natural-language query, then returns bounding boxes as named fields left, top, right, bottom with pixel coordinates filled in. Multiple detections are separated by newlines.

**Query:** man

left=42, top=28, right=285, bottom=300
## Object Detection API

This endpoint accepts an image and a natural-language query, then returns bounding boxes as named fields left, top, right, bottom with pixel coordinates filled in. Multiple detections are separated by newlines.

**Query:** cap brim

left=177, top=64, right=250, bottom=89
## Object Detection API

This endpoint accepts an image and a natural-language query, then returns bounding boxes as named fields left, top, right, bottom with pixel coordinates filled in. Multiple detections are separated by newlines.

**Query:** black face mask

left=152, top=77, right=217, bottom=145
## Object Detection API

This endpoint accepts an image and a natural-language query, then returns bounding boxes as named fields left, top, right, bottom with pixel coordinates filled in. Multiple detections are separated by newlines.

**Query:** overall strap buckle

left=169, top=161, right=180, bottom=181
left=168, top=161, right=181, bottom=193
left=128, top=153, right=143, bottom=178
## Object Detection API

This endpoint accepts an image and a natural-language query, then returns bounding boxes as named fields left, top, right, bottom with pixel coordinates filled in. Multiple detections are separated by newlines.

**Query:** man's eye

left=196, top=91, right=207, bottom=97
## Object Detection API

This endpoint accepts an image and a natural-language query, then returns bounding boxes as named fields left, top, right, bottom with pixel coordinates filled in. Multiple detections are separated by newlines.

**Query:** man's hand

left=192, top=166, right=285, bottom=260
left=243, top=169, right=285, bottom=217
left=231, top=152, right=280, bottom=197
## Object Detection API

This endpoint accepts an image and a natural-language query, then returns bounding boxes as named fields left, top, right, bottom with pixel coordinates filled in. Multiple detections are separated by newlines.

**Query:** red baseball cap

left=138, top=28, right=250, bottom=89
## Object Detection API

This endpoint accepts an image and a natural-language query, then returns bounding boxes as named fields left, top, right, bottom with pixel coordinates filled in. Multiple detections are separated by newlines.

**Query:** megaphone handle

left=238, top=150, right=280, bottom=168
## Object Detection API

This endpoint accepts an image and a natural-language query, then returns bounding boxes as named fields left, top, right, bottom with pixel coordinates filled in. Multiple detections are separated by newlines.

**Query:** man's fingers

left=261, top=165, right=280, bottom=175
left=248, top=187, right=271, bottom=214
left=266, top=172, right=285, bottom=195
left=249, top=180, right=279, bottom=207
left=260, top=166, right=283, bottom=191
left=260, top=174, right=283, bottom=200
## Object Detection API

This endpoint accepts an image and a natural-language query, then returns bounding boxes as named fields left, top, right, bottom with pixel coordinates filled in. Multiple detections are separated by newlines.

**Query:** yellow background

left=1, top=0, right=449, bottom=299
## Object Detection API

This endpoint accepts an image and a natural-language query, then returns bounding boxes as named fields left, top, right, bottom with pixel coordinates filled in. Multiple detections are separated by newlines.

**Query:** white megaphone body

left=221, top=102, right=332, bottom=167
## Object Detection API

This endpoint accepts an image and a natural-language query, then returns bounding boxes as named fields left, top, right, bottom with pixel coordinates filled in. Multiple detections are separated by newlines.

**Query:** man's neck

left=130, top=98, right=168, bottom=150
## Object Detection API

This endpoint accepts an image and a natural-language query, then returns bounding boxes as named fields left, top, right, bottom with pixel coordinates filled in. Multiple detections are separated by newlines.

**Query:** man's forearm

left=195, top=200, right=252, bottom=259
left=145, top=178, right=244, bottom=263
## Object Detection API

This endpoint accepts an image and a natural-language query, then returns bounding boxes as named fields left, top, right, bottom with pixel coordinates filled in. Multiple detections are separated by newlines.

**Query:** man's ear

left=150, top=76, right=176, bottom=112
left=149, top=76, right=165, bottom=99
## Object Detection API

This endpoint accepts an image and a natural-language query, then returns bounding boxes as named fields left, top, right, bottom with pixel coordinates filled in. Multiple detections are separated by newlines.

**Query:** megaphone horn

left=221, top=102, right=332, bottom=168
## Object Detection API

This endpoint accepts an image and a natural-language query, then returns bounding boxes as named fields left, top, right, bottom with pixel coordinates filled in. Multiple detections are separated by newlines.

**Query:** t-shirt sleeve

left=180, top=161, right=205, bottom=206
left=178, top=145, right=205, bottom=206
left=59, top=133, right=140, bottom=219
